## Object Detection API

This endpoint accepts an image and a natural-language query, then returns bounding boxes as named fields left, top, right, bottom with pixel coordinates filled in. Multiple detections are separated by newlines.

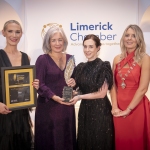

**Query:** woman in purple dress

left=34, top=24, right=76, bottom=150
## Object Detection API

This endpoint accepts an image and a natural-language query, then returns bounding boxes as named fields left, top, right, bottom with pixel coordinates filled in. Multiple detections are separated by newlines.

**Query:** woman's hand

left=69, top=95, right=80, bottom=105
left=32, top=79, right=39, bottom=90
left=111, top=108, right=122, bottom=116
left=113, top=108, right=131, bottom=118
left=66, top=78, right=76, bottom=87
left=52, top=95, right=72, bottom=106
left=0, top=102, right=11, bottom=114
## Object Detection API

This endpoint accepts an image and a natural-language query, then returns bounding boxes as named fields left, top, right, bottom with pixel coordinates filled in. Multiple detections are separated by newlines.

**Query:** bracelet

left=127, top=107, right=133, bottom=111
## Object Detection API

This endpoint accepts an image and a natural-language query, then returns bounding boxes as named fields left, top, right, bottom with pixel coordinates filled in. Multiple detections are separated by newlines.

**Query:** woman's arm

left=36, top=55, right=68, bottom=104
left=36, top=55, right=55, bottom=99
left=110, top=55, right=122, bottom=115
left=69, top=81, right=108, bottom=105
left=80, top=82, right=108, bottom=99
left=115, top=54, right=150, bottom=117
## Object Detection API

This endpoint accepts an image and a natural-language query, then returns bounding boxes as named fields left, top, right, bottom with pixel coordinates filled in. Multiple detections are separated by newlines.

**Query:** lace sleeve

left=97, top=61, right=113, bottom=90
left=71, top=62, right=85, bottom=88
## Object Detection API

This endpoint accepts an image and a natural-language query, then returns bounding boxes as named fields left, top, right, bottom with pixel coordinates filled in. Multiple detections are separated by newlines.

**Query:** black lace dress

left=73, top=58, right=115, bottom=150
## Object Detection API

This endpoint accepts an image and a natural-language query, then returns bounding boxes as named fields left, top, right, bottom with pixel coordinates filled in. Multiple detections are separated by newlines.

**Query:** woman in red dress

left=111, top=24, right=150, bottom=150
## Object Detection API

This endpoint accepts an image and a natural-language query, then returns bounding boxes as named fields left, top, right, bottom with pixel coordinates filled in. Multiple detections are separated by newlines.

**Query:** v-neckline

left=47, top=54, right=67, bottom=71
left=3, top=50, right=23, bottom=67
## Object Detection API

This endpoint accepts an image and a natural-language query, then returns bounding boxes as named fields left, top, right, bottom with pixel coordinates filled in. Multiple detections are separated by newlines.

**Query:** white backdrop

left=24, top=0, right=138, bottom=66
left=0, top=0, right=150, bottom=130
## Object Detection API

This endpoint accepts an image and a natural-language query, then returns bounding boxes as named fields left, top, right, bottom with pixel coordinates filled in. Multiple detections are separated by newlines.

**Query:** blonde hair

left=3, top=20, right=22, bottom=32
left=120, top=24, right=146, bottom=62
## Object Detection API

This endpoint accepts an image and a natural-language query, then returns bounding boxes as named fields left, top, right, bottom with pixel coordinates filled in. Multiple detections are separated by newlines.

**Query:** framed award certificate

left=1, top=65, right=37, bottom=110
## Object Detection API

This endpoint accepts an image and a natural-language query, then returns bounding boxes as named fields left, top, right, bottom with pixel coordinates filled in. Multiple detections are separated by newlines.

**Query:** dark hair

left=83, top=34, right=101, bottom=48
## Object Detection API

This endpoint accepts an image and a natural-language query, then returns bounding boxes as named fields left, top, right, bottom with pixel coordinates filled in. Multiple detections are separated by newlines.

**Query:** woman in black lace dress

left=70, top=34, right=115, bottom=150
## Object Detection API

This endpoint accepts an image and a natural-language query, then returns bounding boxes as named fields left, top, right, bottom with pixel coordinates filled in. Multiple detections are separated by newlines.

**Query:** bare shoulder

left=111, top=54, right=121, bottom=71
left=113, top=54, right=121, bottom=65
left=141, top=53, right=150, bottom=62
left=141, top=53, right=150, bottom=67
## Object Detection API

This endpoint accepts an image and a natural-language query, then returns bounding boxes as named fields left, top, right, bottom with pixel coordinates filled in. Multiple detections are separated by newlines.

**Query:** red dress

left=114, top=51, right=150, bottom=150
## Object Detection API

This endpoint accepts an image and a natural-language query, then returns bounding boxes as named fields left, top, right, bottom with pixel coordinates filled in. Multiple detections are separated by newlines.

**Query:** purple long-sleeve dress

left=34, top=54, right=76, bottom=150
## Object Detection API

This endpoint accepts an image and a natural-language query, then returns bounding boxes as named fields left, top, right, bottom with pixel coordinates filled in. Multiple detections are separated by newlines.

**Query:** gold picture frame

left=1, top=65, right=37, bottom=110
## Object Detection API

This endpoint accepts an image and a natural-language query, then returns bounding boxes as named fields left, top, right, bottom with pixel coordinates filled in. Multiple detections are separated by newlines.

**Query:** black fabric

left=73, top=58, right=115, bottom=150
left=0, top=49, right=32, bottom=150
left=0, top=50, right=10, bottom=102
left=0, top=50, right=30, bottom=102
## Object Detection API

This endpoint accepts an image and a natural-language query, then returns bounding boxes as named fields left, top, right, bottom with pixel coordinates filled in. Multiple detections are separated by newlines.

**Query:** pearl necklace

left=117, top=58, right=136, bottom=89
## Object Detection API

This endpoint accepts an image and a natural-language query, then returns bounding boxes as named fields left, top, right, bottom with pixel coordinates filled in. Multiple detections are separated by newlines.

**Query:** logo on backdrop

left=70, top=22, right=117, bottom=41
left=40, top=22, right=119, bottom=47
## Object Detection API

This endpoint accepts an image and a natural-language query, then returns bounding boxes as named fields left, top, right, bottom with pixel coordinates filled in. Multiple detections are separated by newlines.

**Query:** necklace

left=117, top=58, right=136, bottom=89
